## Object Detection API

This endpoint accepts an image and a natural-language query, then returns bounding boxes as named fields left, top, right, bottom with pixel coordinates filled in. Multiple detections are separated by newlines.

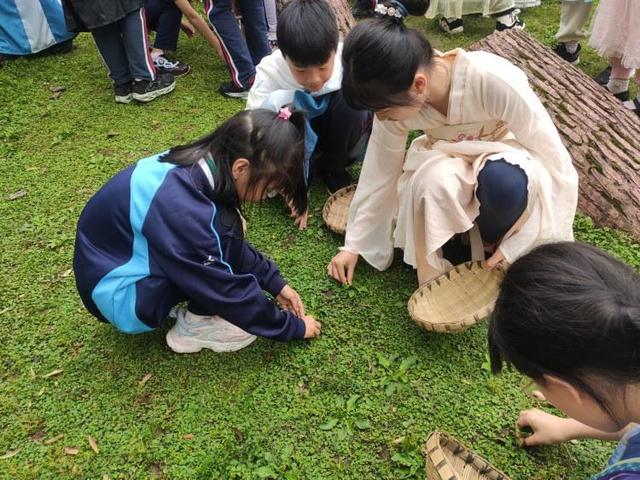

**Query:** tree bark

left=470, top=29, right=640, bottom=242
left=276, top=0, right=355, bottom=38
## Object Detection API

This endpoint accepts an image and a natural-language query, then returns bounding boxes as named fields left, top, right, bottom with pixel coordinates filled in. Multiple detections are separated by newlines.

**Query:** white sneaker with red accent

left=165, top=308, right=257, bottom=353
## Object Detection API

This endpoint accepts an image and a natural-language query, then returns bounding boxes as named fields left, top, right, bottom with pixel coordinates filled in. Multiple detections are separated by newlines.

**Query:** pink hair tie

left=277, top=107, right=292, bottom=121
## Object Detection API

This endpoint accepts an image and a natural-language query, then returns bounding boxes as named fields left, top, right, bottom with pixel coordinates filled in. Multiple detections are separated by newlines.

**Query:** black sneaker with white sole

left=439, top=17, right=464, bottom=34
left=495, top=11, right=525, bottom=31
left=554, top=42, right=581, bottom=65
left=132, top=74, right=176, bottom=103
left=219, top=81, right=250, bottom=99
left=153, top=55, right=191, bottom=77
left=114, top=82, right=133, bottom=104
left=594, top=65, right=612, bottom=85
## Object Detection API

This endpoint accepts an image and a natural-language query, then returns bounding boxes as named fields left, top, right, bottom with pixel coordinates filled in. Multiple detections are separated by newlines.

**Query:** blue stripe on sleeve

left=91, top=155, right=176, bottom=334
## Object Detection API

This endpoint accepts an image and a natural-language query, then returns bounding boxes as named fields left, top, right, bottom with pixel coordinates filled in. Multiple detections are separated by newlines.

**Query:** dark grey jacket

left=62, top=0, right=144, bottom=32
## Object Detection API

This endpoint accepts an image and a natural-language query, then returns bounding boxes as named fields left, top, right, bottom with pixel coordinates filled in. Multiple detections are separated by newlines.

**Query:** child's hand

left=517, top=409, right=572, bottom=446
left=277, top=285, right=305, bottom=317
left=328, top=251, right=358, bottom=285
left=285, top=195, right=308, bottom=230
left=180, top=20, right=195, bottom=37
left=293, top=209, right=308, bottom=230
left=302, top=315, right=321, bottom=339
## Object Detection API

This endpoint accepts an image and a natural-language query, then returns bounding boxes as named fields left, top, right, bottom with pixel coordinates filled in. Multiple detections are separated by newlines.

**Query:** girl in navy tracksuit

left=73, top=108, right=321, bottom=353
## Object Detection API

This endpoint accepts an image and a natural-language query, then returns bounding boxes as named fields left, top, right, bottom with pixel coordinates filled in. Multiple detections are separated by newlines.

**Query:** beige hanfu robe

left=341, top=49, right=579, bottom=281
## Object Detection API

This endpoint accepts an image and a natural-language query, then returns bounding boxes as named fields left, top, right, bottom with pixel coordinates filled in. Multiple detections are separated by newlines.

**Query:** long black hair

left=489, top=242, right=640, bottom=418
left=342, top=0, right=433, bottom=111
left=161, top=109, right=308, bottom=215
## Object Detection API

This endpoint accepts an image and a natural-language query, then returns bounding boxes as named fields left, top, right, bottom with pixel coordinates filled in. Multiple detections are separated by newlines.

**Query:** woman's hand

left=517, top=409, right=572, bottom=447
left=276, top=285, right=304, bottom=317
left=302, top=315, right=322, bottom=338
left=486, top=249, right=509, bottom=269
left=327, top=251, right=359, bottom=285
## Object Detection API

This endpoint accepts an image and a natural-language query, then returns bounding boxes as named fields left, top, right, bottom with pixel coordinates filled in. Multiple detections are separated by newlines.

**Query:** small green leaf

left=254, top=466, right=278, bottom=478
left=391, top=452, right=415, bottom=467
left=355, top=418, right=370, bottom=430
left=319, top=418, right=339, bottom=430
left=385, top=383, right=397, bottom=396
left=346, top=394, right=359, bottom=411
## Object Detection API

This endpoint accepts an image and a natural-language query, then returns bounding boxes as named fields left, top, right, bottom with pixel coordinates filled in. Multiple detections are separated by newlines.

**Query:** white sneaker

left=166, top=308, right=257, bottom=353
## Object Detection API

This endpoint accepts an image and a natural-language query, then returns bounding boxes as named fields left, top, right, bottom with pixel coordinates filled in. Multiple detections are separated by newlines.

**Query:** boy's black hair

left=160, top=109, right=308, bottom=216
left=489, top=242, right=640, bottom=419
left=342, top=0, right=433, bottom=111
left=277, top=0, right=339, bottom=67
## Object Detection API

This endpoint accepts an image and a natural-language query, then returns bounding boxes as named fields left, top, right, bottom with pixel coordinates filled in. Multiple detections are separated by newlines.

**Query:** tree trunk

left=470, top=29, right=640, bottom=242
left=276, top=0, right=355, bottom=38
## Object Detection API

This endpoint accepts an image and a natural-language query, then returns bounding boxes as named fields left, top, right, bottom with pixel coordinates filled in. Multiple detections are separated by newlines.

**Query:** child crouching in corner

left=246, top=0, right=373, bottom=195
left=73, top=109, right=321, bottom=353
left=490, top=242, right=640, bottom=479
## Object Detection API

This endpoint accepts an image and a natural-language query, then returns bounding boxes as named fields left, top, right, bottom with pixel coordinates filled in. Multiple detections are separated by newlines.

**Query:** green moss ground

left=1, top=1, right=639, bottom=478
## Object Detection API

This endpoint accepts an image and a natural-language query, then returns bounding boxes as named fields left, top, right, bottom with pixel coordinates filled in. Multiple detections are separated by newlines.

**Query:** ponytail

left=161, top=109, right=308, bottom=215
left=342, top=0, right=433, bottom=111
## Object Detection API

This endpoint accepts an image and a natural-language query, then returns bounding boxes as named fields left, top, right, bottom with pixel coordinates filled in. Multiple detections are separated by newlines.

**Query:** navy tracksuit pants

left=204, top=0, right=270, bottom=88
left=91, top=8, right=156, bottom=85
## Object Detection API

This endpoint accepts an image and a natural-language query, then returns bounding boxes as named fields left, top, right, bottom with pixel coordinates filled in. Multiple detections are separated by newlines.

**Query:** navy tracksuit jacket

left=73, top=153, right=306, bottom=341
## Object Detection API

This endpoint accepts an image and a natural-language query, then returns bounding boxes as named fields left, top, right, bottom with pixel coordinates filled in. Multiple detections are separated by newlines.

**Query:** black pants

left=145, top=0, right=182, bottom=51
left=310, top=90, right=373, bottom=173
left=442, top=159, right=528, bottom=264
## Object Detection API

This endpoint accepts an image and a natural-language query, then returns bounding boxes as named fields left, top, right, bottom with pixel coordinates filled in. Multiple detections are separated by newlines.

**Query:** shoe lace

left=155, top=56, right=180, bottom=69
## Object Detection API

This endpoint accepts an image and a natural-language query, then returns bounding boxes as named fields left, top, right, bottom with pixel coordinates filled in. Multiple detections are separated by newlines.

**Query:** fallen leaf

left=60, top=269, right=73, bottom=278
left=0, top=449, right=20, bottom=459
left=392, top=436, right=405, bottom=444
left=64, top=447, right=79, bottom=455
left=50, top=91, right=63, bottom=100
left=44, top=434, right=64, bottom=445
left=7, top=190, right=27, bottom=201
left=29, top=429, right=46, bottom=441
left=88, top=436, right=99, bottom=454
left=36, top=387, right=45, bottom=397
left=106, top=130, right=120, bottom=138
left=29, top=368, right=36, bottom=380
left=233, top=428, right=244, bottom=443
left=49, top=85, right=65, bottom=93
left=139, top=373, right=152, bottom=387
left=262, top=351, right=272, bottom=363
left=102, top=475, right=110, bottom=480
left=182, top=434, right=193, bottom=440
left=42, top=369, right=63, bottom=378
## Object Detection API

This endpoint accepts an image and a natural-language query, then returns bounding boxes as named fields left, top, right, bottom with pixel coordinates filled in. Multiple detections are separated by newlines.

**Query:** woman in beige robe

left=328, top=3, right=578, bottom=285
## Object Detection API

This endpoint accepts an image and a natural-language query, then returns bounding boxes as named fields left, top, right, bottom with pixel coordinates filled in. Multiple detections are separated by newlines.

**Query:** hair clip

left=374, top=0, right=408, bottom=19
left=277, top=107, right=292, bottom=121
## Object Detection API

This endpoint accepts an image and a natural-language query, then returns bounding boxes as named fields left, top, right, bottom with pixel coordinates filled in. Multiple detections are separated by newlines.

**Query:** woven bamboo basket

left=322, top=184, right=357, bottom=235
left=424, top=432, right=512, bottom=480
left=408, top=261, right=504, bottom=333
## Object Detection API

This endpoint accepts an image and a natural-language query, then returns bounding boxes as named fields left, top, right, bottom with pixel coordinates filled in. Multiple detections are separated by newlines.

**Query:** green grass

left=1, top=1, right=638, bottom=478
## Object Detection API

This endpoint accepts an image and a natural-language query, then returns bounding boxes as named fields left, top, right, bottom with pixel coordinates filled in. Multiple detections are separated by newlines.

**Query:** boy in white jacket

left=246, top=0, right=372, bottom=193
